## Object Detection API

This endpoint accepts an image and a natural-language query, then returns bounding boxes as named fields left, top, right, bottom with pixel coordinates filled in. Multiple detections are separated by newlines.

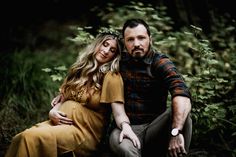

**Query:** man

left=109, top=18, right=192, bottom=157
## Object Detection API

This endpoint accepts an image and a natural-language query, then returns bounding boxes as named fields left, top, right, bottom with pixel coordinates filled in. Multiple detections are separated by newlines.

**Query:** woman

left=5, top=32, right=132, bottom=157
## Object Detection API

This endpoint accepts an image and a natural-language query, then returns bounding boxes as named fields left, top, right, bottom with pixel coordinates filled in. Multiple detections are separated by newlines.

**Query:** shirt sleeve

left=153, top=54, right=191, bottom=99
left=100, top=71, right=125, bottom=104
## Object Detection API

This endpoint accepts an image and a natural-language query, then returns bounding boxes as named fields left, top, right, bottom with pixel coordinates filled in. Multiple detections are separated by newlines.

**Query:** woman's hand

left=119, top=123, right=141, bottom=149
left=111, top=102, right=141, bottom=149
left=49, top=108, right=73, bottom=125
left=51, top=94, right=64, bottom=107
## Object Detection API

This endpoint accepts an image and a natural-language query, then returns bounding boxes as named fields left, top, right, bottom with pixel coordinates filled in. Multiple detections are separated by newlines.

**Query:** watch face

left=171, top=128, right=179, bottom=136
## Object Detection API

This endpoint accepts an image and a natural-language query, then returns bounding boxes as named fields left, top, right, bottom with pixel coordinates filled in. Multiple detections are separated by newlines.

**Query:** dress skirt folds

left=5, top=72, right=124, bottom=157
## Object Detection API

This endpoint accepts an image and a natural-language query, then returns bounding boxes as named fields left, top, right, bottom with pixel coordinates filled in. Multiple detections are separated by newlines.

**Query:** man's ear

left=150, top=36, right=153, bottom=46
left=121, top=38, right=129, bottom=52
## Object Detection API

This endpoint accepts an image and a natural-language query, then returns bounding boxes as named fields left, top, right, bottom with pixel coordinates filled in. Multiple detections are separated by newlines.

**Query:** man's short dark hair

left=122, top=18, right=151, bottom=37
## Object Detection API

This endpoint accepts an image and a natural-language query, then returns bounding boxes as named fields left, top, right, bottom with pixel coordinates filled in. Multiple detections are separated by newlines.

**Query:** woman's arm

left=111, top=102, right=141, bottom=149
left=111, top=102, right=129, bottom=129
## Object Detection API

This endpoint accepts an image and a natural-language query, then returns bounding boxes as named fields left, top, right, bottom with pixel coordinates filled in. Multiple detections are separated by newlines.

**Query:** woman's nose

left=103, top=47, right=110, bottom=54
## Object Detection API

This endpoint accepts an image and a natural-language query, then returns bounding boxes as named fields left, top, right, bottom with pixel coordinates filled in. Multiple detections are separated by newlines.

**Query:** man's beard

left=132, top=52, right=143, bottom=59
left=131, top=44, right=151, bottom=59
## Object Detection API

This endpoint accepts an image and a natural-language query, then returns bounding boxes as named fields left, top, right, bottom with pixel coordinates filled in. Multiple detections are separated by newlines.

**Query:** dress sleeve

left=100, top=72, right=124, bottom=104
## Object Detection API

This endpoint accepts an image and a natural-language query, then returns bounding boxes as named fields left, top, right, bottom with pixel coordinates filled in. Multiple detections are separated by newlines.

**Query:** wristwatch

left=171, top=128, right=182, bottom=137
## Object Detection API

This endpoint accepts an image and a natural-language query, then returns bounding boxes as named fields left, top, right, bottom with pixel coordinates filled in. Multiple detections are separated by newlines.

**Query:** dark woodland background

left=1, top=0, right=235, bottom=52
left=0, top=0, right=236, bottom=157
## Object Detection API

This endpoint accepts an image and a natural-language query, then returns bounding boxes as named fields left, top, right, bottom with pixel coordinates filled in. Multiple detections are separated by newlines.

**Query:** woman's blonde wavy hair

left=60, top=33, right=121, bottom=95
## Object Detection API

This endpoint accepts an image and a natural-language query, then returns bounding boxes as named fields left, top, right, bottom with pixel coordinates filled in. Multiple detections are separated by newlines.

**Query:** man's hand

left=49, top=109, right=73, bottom=125
left=168, top=133, right=186, bottom=157
left=119, top=123, right=141, bottom=149
left=51, top=94, right=64, bottom=107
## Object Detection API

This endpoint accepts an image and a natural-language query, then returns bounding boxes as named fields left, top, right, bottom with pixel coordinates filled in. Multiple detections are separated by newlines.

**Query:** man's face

left=124, top=24, right=151, bottom=59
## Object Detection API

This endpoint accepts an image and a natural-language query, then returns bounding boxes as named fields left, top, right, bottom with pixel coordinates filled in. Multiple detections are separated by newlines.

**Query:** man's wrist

left=171, top=128, right=182, bottom=137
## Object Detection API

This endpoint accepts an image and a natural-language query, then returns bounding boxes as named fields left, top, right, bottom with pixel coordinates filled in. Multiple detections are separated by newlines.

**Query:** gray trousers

left=109, top=109, right=192, bottom=157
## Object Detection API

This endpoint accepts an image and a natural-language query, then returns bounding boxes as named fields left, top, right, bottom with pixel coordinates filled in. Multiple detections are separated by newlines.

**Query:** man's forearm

left=171, top=96, right=191, bottom=130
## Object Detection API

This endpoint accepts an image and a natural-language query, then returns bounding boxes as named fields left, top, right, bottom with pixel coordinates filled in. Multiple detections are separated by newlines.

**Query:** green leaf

left=50, top=74, right=63, bottom=82
left=54, top=65, right=67, bottom=71
left=41, top=68, right=52, bottom=72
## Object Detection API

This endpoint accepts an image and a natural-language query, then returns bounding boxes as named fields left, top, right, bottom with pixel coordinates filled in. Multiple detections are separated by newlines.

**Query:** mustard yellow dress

left=5, top=72, right=124, bottom=157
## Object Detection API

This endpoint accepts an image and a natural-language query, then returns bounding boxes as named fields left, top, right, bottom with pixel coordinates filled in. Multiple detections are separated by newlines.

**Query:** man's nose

left=134, top=39, right=140, bottom=46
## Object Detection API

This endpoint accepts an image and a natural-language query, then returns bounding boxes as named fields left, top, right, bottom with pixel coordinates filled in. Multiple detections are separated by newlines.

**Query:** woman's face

left=95, top=38, right=118, bottom=64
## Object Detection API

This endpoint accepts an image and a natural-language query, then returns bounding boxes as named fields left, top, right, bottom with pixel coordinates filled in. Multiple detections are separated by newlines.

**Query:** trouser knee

left=110, top=129, right=141, bottom=157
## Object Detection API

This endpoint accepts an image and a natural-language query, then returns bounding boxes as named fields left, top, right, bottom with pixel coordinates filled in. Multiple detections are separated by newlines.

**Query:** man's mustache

left=132, top=47, right=144, bottom=53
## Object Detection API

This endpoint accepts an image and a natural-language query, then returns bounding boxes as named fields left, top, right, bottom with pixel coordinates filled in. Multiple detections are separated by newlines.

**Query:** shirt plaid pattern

left=120, top=50, right=191, bottom=124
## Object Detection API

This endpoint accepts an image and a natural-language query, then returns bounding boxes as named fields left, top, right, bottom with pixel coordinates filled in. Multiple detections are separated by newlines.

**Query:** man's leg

left=109, top=128, right=140, bottom=157
left=109, top=124, right=147, bottom=157
left=143, top=110, right=192, bottom=157
left=182, top=114, right=192, bottom=152
left=143, top=110, right=171, bottom=157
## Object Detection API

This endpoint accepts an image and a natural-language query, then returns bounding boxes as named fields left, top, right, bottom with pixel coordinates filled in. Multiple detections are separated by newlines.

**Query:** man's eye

left=127, top=39, right=133, bottom=42
left=139, top=36, right=146, bottom=40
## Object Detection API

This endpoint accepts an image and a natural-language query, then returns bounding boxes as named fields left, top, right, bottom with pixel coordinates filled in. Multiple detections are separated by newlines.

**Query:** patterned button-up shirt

left=120, top=50, right=191, bottom=125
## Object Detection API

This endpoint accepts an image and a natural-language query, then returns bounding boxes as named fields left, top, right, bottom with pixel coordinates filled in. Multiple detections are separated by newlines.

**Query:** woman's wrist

left=120, top=121, right=130, bottom=129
